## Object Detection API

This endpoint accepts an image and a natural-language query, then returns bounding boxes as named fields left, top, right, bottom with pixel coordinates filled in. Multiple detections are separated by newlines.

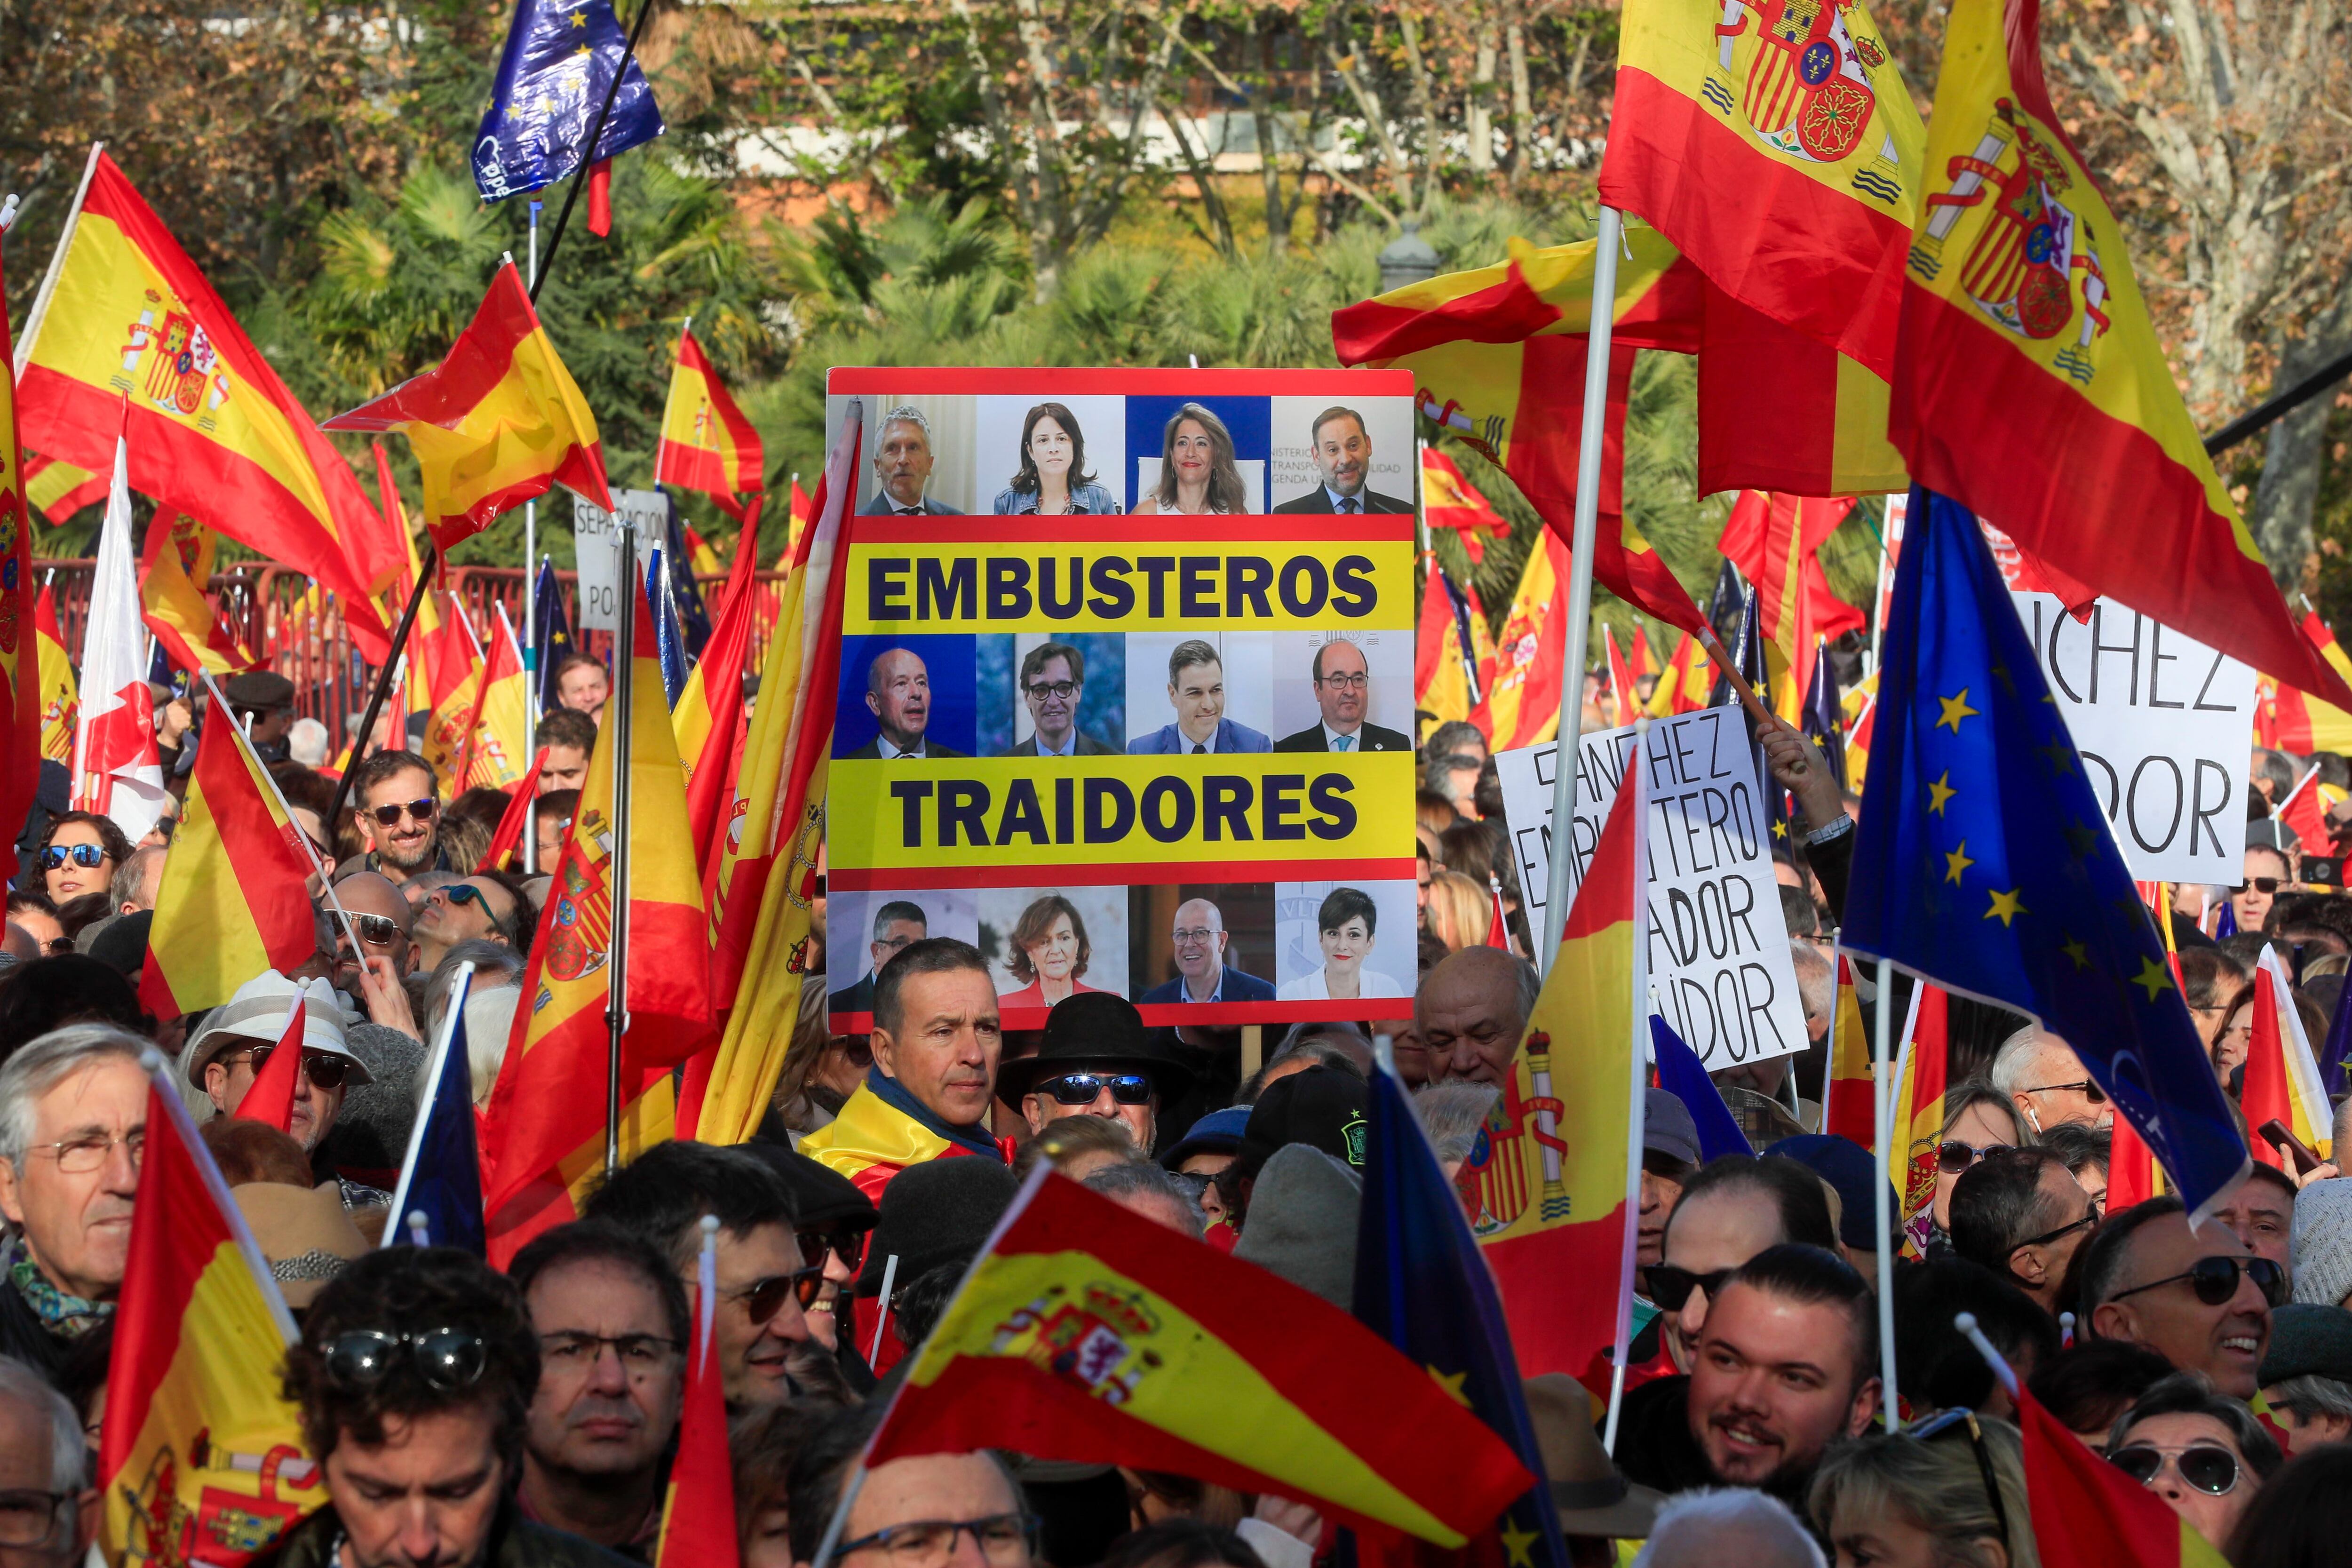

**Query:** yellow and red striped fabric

left=1823, top=954, right=1876, bottom=1150
left=0, top=239, right=40, bottom=887
left=322, top=262, right=611, bottom=555
left=1420, top=448, right=1511, bottom=563
left=1414, top=562, right=1485, bottom=730
left=2018, top=1384, right=2228, bottom=1568
left=419, top=603, right=487, bottom=794
left=655, top=1236, right=740, bottom=1568
left=1470, top=524, right=1570, bottom=750
left=1474, top=739, right=1641, bottom=1378
left=1719, top=491, right=1863, bottom=721
left=657, top=324, right=764, bottom=522
left=1604, top=625, right=1639, bottom=726
left=138, top=683, right=320, bottom=1017
left=103, top=1071, right=320, bottom=1567
left=139, top=510, right=255, bottom=676
left=2265, top=613, right=2352, bottom=756
left=675, top=501, right=761, bottom=876
left=1646, top=632, right=1714, bottom=717
left=1891, top=983, right=1950, bottom=1250
left=2242, top=948, right=2333, bottom=1170
left=18, top=151, right=396, bottom=659
left=372, top=441, right=445, bottom=727
left=21, top=453, right=103, bottom=524
left=1843, top=672, right=1880, bottom=794
left=448, top=606, right=532, bottom=794
left=873, top=1170, right=1534, bottom=1547
left=33, top=586, right=73, bottom=765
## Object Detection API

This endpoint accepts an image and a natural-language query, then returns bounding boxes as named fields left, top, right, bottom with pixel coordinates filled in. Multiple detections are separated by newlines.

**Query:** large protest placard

left=1494, top=709, right=1809, bottom=1068
left=2010, top=593, right=2255, bottom=886
left=822, top=368, right=1420, bottom=1030
left=572, top=489, right=668, bottom=631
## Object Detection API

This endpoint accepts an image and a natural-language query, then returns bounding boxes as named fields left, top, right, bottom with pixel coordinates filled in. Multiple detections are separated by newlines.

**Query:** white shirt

left=1322, top=484, right=1367, bottom=513
left=1032, top=729, right=1078, bottom=757
left=1320, top=721, right=1362, bottom=752
left=876, top=732, right=929, bottom=759
left=1277, top=967, right=1407, bottom=1000
left=1178, top=966, right=1226, bottom=1003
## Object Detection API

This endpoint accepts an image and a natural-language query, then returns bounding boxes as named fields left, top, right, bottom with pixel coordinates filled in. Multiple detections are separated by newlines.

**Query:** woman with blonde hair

left=1426, top=868, right=1493, bottom=951
left=1810, top=1409, right=2039, bottom=1568
left=1132, top=403, right=1248, bottom=515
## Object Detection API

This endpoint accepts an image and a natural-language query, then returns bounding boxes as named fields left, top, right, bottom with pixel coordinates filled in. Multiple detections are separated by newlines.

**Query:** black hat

left=87, top=909, right=152, bottom=980
left=854, top=1156, right=1018, bottom=1297
left=742, top=1138, right=879, bottom=1232
left=223, top=670, right=295, bottom=712
left=993, top=992, right=1197, bottom=1107
left=1236, top=1066, right=1370, bottom=1178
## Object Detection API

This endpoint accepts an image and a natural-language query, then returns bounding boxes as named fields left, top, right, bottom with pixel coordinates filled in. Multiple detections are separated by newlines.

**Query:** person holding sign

left=861, top=405, right=961, bottom=515
left=1131, top=403, right=1248, bottom=516
left=1003, top=643, right=1112, bottom=757
left=1275, top=638, right=1410, bottom=753
left=1273, top=406, right=1412, bottom=514
left=1139, top=897, right=1277, bottom=1004
left=991, top=402, right=1121, bottom=515
left=1278, top=887, right=1407, bottom=1000
left=1127, top=641, right=1271, bottom=756
left=998, top=893, right=1104, bottom=1008
left=844, top=647, right=969, bottom=760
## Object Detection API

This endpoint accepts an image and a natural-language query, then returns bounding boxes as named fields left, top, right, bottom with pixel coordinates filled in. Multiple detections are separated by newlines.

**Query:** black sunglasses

left=2240, top=877, right=2283, bottom=895
left=2108, top=1255, right=2286, bottom=1308
left=367, top=797, right=438, bottom=828
left=38, top=844, right=107, bottom=871
left=1042, top=1072, right=1152, bottom=1106
left=2109, top=1443, right=2241, bottom=1495
left=727, top=1265, right=826, bottom=1323
left=2014, top=1210, right=2099, bottom=1252
left=2022, top=1078, right=2107, bottom=1105
left=796, top=1225, right=868, bottom=1274
left=348, top=913, right=403, bottom=948
left=324, top=1328, right=486, bottom=1391
left=1645, top=1265, right=1733, bottom=1313
left=1938, top=1139, right=2008, bottom=1175
left=235, top=1045, right=350, bottom=1090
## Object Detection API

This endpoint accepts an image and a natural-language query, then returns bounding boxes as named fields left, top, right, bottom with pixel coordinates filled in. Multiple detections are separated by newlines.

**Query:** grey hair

left=1414, top=1082, right=1500, bottom=1166
left=1789, top=941, right=1835, bottom=1027
left=2265, top=1372, right=2352, bottom=1424
left=0, top=1354, right=85, bottom=1491
left=423, top=941, right=527, bottom=1042
left=1987, top=1025, right=2045, bottom=1103
left=1081, top=1162, right=1204, bottom=1239
left=0, top=1025, right=151, bottom=1167
left=108, top=847, right=164, bottom=912
left=1632, top=1488, right=1825, bottom=1568
left=874, top=405, right=933, bottom=451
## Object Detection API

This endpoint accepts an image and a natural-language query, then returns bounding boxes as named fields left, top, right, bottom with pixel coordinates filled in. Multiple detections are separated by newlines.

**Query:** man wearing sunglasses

left=411, top=874, right=530, bottom=973
left=1947, top=1146, right=2100, bottom=1316
left=996, top=994, right=1194, bottom=1157
left=330, top=870, right=423, bottom=1026
left=2234, top=842, right=2292, bottom=935
left=350, top=750, right=452, bottom=885
left=182, top=972, right=374, bottom=1163
left=1989, top=1025, right=2114, bottom=1135
left=2081, top=1196, right=2279, bottom=1399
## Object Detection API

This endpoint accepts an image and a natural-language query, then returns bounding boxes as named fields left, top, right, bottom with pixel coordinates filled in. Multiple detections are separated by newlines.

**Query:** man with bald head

left=0, top=925, right=36, bottom=970
left=1418, top=947, right=1543, bottom=1086
left=1990, top=1024, right=2114, bottom=1134
left=1140, top=898, right=1275, bottom=1004
left=844, top=647, right=967, bottom=760
left=328, top=868, right=426, bottom=1042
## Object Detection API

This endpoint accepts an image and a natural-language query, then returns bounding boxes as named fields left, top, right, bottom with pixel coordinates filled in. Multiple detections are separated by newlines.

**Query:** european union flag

left=647, top=547, right=689, bottom=707
left=473, top=0, right=664, bottom=204
left=387, top=968, right=488, bottom=1254
left=533, top=557, right=575, bottom=713
left=1354, top=1064, right=1566, bottom=1568
left=1648, top=1016, right=1748, bottom=1162
left=662, top=491, right=713, bottom=661
left=1843, top=487, right=2249, bottom=1214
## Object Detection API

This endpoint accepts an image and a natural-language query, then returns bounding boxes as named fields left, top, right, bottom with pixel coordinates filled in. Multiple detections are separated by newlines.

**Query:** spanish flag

left=373, top=442, right=445, bottom=731
left=2243, top=947, right=2333, bottom=1170
left=33, top=585, right=73, bottom=764
left=103, top=1066, right=323, bottom=1567
left=1645, top=632, right=1714, bottom=717
left=1414, top=561, right=1488, bottom=729
left=1604, top=625, right=1639, bottom=724
left=1420, top=449, right=1511, bottom=564
left=482, top=573, right=712, bottom=1265
left=17, top=150, right=396, bottom=659
left=2265, top=613, right=2352, bottom=756
left=139, top=509, right=255, bottom=676
left=1472, top=738, right=1642, bottom=1378
left=138, top=677, right=320, bottom=1018
left=674, top=500, right=760, bottom=874
left=1894, top=0, right=2351, bottom=708
left=0, top=239, right=42, bottom=889
left=655, top=1224, right=740, bottom=1568
left=871, top=1168, right=1534, bottom=1547
left=656, top=324, right=764, bottom=522
left=22, top=453, right=102, bottom=523
left=1470, top=524, right=1570, bottom=751
left=1822, top=953, right=1876, bottom=1150
left=322, top=261, right=611, bottom=555
left=1890, top=982, right=1950, bottom=1251
left=441, top=606, right=532, bottom=795
left=1718, top=491, right=1863, bottom=721
left=2017, top=1383, right=2229, bottom=1568
left=1843, top=672, right=1879, bottom=794
left=420, top=604, right=488, bottom=794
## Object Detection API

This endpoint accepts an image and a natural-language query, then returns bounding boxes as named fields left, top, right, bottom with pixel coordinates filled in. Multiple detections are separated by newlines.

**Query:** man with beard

left=350, top=750, right=453, bottom=883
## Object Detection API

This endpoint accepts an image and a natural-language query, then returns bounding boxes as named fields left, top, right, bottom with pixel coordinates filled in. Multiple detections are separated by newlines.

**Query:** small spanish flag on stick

left=656, top=1217, right=741, bottom=1568
left=656, top=322, right=765, bottom=522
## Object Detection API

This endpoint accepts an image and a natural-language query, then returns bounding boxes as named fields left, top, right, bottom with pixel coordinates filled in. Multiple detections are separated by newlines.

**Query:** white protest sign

left=2011, top=593, right=2254, bottom=885
left=1494, top=708, right=1810, bottom=1067
left=571, top=490, right=668, bottom=632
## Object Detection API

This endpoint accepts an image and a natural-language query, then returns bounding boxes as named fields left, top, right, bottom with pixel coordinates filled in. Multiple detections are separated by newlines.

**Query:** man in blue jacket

left=1127, top=639, right=1270, bottom=755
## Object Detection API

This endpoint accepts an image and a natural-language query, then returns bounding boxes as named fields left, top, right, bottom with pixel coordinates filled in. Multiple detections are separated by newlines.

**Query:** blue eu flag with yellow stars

left=1843, top=487, right=2249, bottom=1215
left=473, top=0, right=663, bottom=203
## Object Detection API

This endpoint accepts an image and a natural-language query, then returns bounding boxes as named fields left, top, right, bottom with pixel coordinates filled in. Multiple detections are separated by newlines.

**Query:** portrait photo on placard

left=834, top=633, right=978, bottom=759
left=1265, top=396, right=1416, bottom=514
left=826, top=888, right=981, bottom=1016
left=1272, top=879, right=1417, bottom=1001
left=979, top=884, right=1130, bottom=1007
left=1122, top=630, right=1274, bottom=755
left=1128, top=883, right=1278, bottom=1005
left=974, top=394, right=1128, bottom=516
left=1269, top=629, right=1414, bottom=754
left=976, top=633, right=1126, bottom=757
left=1122, top=395, right=1271, bottom=516
left=840, top=395, right=979, bottom=517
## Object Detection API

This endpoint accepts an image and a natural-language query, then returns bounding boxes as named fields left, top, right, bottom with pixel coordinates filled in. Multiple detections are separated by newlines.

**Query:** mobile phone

left=2260, top=1118, right=2326, bottom=1177
left=2303, top=855, right=2344, bottom=888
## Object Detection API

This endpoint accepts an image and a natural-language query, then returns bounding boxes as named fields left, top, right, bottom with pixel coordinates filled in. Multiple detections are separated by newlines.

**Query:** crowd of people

left=0, top=652, right=2345, bottom=1568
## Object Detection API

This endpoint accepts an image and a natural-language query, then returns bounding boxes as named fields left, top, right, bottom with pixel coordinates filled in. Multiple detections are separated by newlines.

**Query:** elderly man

left=1139, top=897, right=1274, bottom=1004
left=1273, top=406, right=1412, bottom=514
left=0, top=1356, right=94, bottom=1567
left=535, top=709, right=596, bottom=796
left=508, top=1222, right=688, bottom=1552
left=801, top=939, right=1010, bottom=1204
left=844, top=648, right=966, bottom=760
left=1989, top=1024, right=2114, bottom=1134
left=109, top=847, right=164, bottom=916
left=412, top=874, right=530, bottom=972
left=1127, top=641, right=1271, bottom=756
left=330, top=869, right=424, bottom=1037
left=182, top=972, right=374, bottom=1160
left=2081, top=1197, right=2278, bottom=1398
left=581, top=1143, right=814, bottom=1413
left=997, top=994, right=1194, bottom=1156
left=831, top=901, right=927, bottom=1017
left=269, top=1248, right=620, bottom=1568
left=1947, top=1146, right=2099, bottom=1316
left=860, top=406, right=961, bottom=516
left=1428, top=752, right=1483, bottom=820
left=0, top=1027, right=148, bottom=1377
left=1418, top=947, right=1542, bottom=1087
left=350, top=749, right=450, bottom=884
left=1275, top=639, right=1410, bottom=753
left=1005, top=642, right=1109, bottom=757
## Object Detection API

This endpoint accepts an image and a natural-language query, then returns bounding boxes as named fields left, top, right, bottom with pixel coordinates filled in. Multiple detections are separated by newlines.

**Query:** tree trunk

left=1505, top=10, right=1534, bottom=181
left=1248, top=13, right=1286, bottom=256
left=2251, top=276, right=2352, bottom=590
left=1467, top=13, right=1498, bottom=177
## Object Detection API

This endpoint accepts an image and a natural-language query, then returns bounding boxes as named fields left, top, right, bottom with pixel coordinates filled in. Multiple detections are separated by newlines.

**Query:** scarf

left=7, top=1236, right=110, bottom=1339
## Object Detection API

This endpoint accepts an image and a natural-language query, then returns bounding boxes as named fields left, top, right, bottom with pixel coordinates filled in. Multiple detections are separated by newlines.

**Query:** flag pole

left=324, top=545, right=438, bottom=836
left=530, top=0, right=660, bottom=305
left=522, top=199, right=541, bottom=879
left=15, top=142, right=101, bottom=375
left=605, top=522, right=636, bottom=1174
left=1539, top=204, right=1621, bottom=967
left=1603, top=724, right=1652, bottom=1455
left=1872, top=955, right=1899, bottom=1428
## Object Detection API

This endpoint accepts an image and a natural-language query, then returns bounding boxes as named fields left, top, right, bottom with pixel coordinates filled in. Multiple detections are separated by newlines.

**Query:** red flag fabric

left=0, top=228, right=42, bottom=888
left=2017, top=1384, right=2228, bottom=1567
left=478, top=757, right=543, bottom=873
left=680, top=498, right=761, bottom=870
left=231, top=996, right=306, bottom=1134
left=655, top=1234, right=740, bottom=1568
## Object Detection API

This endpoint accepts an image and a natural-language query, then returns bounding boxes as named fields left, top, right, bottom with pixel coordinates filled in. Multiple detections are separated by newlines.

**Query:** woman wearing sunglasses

left=1906, top=1080, right=2032, bottom=1258
left=2106, top=1372, right=2282, bottom=1551
left=1808, top=1408, right=2033, bottom=1568
left=32, top=813, right=130, bottom=907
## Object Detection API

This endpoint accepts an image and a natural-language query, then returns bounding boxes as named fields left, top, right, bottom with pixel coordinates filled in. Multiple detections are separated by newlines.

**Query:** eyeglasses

left=1937, top=1139, right=2009, bottom=1175
left=2240, top=877, right=2282, bottom=895
left=2013, top=1210, right=2099, bottom=1252
left=367, top=797, right=438, bottom=828
left=37, top=844, right=107, bottom=871
left=1171, top=927, right=1219, bottom=944
left=348, top=913, right=403, bottom=948
left=1899, top=1408, right=2012, bottom=1556
left=831, top=1513, right=1039, bottom=1568
left=0, top=1490, right=72, bottom=1548
left=797, top=1225, right=868, bottom=1274
left=21, top=1130, right=143, bottom=1175
left=725, top=1266, right=826, bottom=1324
left=230, top=1046, right=350, bottom=1090
left=2021, top=1079, right=2107, bottom=1104
left=2108, top=1254, right=2286, bottom=1308
left=537, top=1331, right=682, bottom=1374
left=1041, top=1073, right=1152, bottom=1106
left=1645, top=1265, right=1733, bottom=1312
left=2109, top=1442, right=2241, bottom=1495
left=324, top=1328, right=487, bottom=1391
left=440, top=884, right=502, bottom=918
left=1023, top=680, right=1079, bottom=700
left=1317, top=671, right=1369, bottom=689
